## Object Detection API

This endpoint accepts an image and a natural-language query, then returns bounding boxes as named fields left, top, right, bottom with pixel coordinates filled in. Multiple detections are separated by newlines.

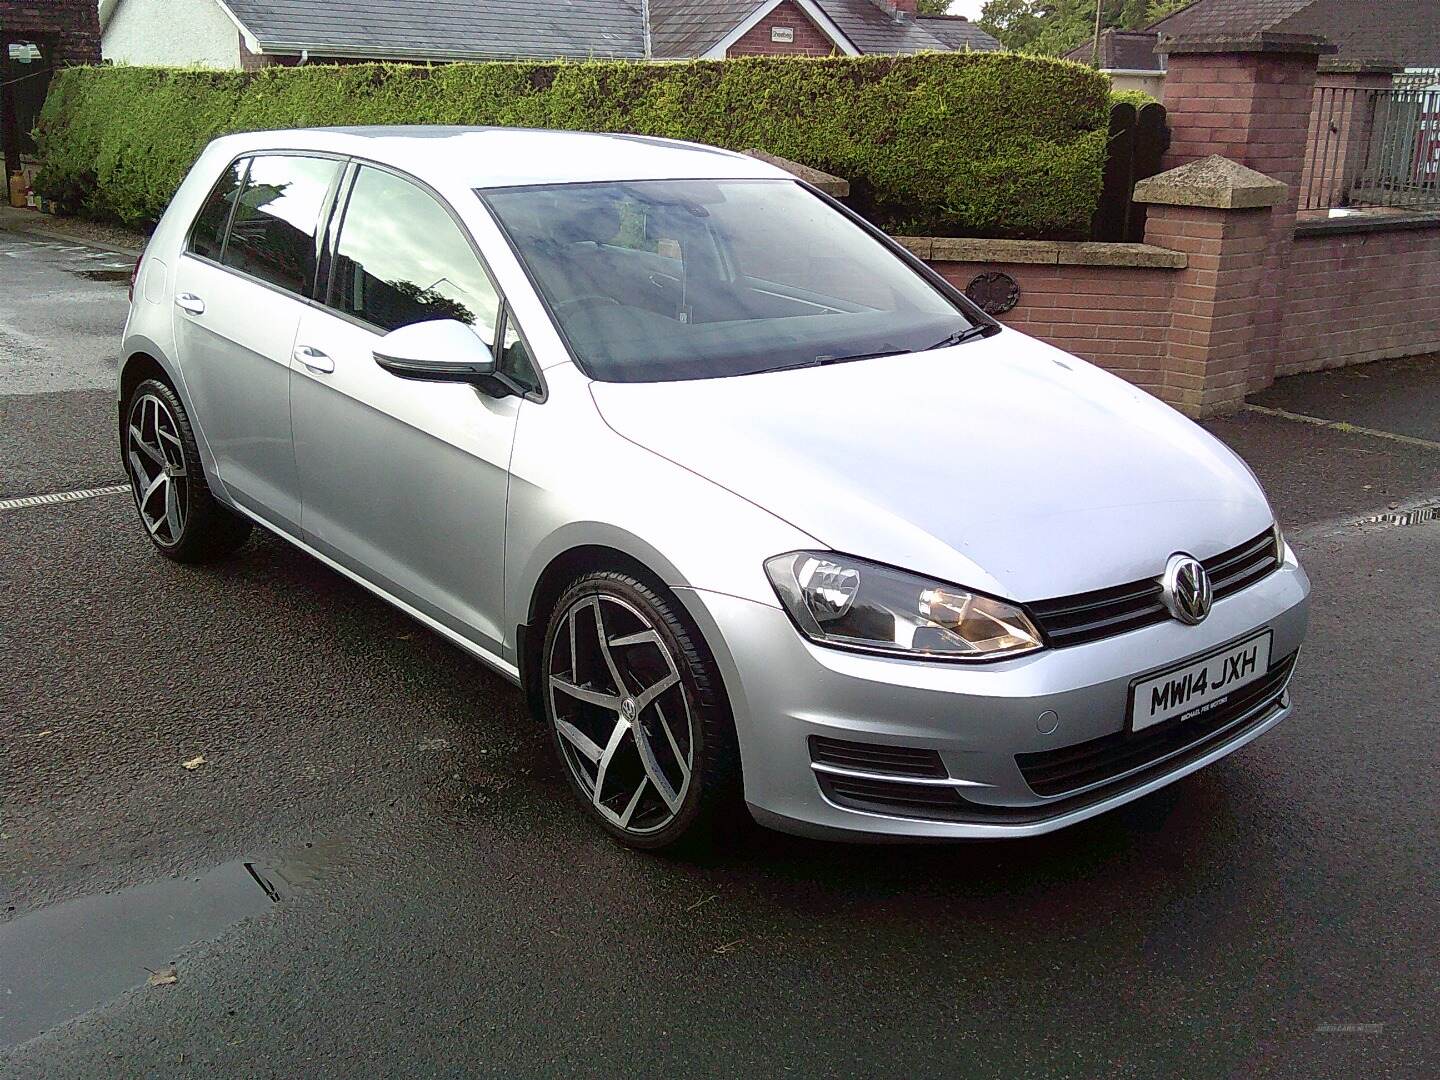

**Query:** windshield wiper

left=739, top=325, right=992, bottom=377
left=809, top=346, right=907, bottom=366
left=923, top=324, right=993, bottom=351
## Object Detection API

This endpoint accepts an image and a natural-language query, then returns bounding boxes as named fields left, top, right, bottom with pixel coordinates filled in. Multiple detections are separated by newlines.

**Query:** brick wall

left=0, top=0, right=101, bottom=63
left=1278, top=221, right=1440, bottom=375
left=928, top=261, right=1178, bottom=398
left=727, top=1, right=837, bottom=57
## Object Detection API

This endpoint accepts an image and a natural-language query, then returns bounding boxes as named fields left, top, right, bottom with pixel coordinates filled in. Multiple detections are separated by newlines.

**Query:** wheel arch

left=118, top=338, right=228, bottom=505
left=517, top=542, right=681, bottom=720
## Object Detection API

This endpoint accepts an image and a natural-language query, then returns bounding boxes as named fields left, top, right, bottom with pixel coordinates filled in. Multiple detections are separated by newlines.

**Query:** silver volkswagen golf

left=119, top=127, right=1310, bottom=849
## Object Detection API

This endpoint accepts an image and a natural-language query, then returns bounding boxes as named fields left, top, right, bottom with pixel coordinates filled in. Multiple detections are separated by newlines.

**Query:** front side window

left=222, top=155, right=339, bottom=296
left=330, top=167, right=499, bottom=341
left=187, top=158, right=247, bottom=261
left=497, top=307, right=541, bottom=395
left=480, top=179, right=977, bottom=383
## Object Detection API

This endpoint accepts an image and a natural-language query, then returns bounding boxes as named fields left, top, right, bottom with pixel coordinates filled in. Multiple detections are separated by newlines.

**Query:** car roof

left=204, top=126, right=791, bottom=189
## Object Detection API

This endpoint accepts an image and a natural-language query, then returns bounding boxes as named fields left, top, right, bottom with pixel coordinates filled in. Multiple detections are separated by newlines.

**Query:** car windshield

left=479, top=179, right=979, bottom=382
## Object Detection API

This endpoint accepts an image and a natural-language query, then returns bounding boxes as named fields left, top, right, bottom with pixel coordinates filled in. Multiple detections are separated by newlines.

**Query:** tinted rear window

left=187, top=158, right=247, bottom=261
left=222, top=155, right=340, bottom=296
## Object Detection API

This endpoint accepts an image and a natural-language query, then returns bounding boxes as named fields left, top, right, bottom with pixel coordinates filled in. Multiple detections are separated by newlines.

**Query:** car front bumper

left=678, top=547, right=1310, bottom=841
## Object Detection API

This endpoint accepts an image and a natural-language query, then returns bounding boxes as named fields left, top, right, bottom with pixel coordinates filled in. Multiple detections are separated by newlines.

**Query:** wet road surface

left=2, top=228, right=1437, bottom=1077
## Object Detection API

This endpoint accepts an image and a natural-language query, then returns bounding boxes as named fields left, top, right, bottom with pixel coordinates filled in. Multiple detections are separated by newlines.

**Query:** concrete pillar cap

left=1157, top=31, right=1336, bottom=57
left=741, top=150, right=849, bottom=197
left=1318, top=58, right=1404, bottom=75
left=1133, top=155, right=1287, bottom=210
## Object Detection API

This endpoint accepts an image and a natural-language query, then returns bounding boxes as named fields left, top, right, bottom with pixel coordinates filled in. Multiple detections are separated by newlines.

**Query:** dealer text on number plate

left=1131, top=631, right=1272, bottom=732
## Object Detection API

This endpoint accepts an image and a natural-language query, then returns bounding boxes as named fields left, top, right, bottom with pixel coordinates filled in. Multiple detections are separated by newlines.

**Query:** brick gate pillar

left=1134, top=156, right=1287, bottom=417
left=1156, top=32, right=1334, bottom=395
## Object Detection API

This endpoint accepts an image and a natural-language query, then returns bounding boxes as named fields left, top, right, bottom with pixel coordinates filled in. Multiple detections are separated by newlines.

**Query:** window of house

left=222, top=155, right=340, bottom=296
left=329, top=166, right=499, bottom=340
left=187, top=158, right=248, bottom=261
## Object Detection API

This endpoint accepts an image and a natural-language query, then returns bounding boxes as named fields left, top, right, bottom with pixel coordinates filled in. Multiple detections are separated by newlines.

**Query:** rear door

left=290, top=163, right=527, bottom=655
left=171, top=153, right=342, bottom=534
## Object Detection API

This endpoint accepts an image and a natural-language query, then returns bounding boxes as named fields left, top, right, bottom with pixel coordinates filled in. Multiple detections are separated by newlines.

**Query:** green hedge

left=36, top=54, right=1110, bottom=238
left=1110, top=88, right=1158, bottom=108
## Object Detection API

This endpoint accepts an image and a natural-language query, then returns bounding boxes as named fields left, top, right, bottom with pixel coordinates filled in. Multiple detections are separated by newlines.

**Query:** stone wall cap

left=741, top=150, right=849, bottom=197
left=1317, top=57, right=1404, bottom=75
left=890, top=236, right=1186, bottom=270
left=1157, top=31, right=1337, bottom=57
left=1132, top=155, right=1287, bottom=209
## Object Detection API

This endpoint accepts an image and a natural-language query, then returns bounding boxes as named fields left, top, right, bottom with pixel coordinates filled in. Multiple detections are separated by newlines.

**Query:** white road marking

left=0, top=485, right=130, bottom=512
left=1245, top=403, right=1440, bottom=451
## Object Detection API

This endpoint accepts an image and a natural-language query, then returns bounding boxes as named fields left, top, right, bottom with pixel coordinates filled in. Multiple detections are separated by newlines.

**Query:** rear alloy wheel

left=542, top=573, right=742, bottom=849
left=124, top=378, right=251, bottom=562
left=126, top=389, right=190, bottom=547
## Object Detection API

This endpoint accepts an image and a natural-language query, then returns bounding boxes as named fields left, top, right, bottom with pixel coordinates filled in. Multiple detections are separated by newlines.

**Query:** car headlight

left=764, top=552, right=1044, bottom=660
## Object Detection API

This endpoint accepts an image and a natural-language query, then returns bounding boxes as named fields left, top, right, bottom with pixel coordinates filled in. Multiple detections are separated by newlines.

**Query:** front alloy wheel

left=542, top=572, right=742, bottom=849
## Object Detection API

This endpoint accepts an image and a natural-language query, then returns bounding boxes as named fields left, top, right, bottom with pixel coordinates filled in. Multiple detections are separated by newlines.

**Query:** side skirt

left=228, top=504, right=522, bottom=686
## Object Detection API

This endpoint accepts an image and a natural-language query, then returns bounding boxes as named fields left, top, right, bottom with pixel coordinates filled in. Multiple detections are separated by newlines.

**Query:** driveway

left=2, top=224, right=1437, bottom=1078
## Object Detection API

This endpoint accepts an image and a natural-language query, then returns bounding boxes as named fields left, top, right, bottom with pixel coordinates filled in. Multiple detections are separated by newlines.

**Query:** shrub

left=1110, top=88, right=1158, bottom=108
left=36, top=54, right=1110, bottom=238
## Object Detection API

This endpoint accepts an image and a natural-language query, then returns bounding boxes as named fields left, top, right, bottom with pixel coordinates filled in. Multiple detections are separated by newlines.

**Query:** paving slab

left=1204, top=408, right=1439, bottom=529
left=1250, top=355, right=1440, bottom=444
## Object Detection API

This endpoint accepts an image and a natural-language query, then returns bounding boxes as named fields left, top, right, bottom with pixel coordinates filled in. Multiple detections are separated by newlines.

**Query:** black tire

left=122, top=377, right=252, bottom=563
left=540, top=570, right=745, bottom=851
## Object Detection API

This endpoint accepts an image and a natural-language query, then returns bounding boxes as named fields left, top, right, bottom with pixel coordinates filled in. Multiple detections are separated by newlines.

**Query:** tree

left=1146, top=0, right=1191, bottom=20
left=977, top=0, right=1191, bottom=56
left=976, top=0, right=1050, bottom=50
left=917, top=0, right=953, bottom=14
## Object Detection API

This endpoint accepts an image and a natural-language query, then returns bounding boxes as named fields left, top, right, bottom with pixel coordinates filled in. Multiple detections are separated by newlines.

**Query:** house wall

left=1106, top=70, right=1166, bottom=100
left=1, top=0, right=100, bottom=177
left=103, top=0, right=241, bottom=69
left=727, top=1, right=836, bottom=57
left=0, top=0, right=101, bottom=64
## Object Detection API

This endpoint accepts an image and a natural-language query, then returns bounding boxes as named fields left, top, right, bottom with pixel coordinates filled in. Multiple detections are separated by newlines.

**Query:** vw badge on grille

left=1161, top=554, right=1212, bottom=625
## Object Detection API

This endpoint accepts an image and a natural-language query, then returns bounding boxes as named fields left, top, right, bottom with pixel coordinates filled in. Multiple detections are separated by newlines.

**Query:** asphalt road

left=2, top=227, right=1437, bottom=1078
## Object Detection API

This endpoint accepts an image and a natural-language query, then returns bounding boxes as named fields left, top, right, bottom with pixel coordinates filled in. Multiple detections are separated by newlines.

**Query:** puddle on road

left=68, top=268, right=130, bottom=284
left=0, top=845, right=340, bottom=1048
left=1359, top=504, right=1440, bottom=528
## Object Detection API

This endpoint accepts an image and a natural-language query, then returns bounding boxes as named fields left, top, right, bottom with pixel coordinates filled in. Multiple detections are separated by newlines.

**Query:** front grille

left=1205, top=529, right=1282, bottom=597
left=808, top=735, right=946, bottom=779
left=1016, top=651, right=1297, bottom=797
left=1028, top=528, right=1280, bottom=648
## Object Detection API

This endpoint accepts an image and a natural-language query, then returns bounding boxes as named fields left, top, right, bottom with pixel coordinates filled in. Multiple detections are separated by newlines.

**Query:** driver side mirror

left=373, top=320, right=497, bottom=384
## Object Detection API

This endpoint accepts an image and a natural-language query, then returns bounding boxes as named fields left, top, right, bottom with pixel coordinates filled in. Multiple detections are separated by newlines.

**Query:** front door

left=171, top=153, right=341, bottom=534
left=290, top=164, right=518, bottom=655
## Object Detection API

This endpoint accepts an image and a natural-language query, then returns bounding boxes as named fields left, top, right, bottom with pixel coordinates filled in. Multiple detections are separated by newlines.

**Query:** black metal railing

left=1301, top=83, right=1440, bottom=212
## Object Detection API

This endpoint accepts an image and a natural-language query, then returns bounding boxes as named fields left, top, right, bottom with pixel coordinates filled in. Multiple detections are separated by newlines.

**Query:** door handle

left=175, top=293, right=206, bottom=316
left=293, top=345, right=335, bottom=374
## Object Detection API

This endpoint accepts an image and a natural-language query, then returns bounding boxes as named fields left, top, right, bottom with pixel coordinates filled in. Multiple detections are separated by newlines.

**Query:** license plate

left=1130, top=631, right=1272, bottom=732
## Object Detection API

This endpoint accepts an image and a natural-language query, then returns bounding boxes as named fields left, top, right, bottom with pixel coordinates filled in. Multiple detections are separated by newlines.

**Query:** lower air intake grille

left=1016, top=652, right=1297, bottom=797
left=818, top=774, right=969, bottom=820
